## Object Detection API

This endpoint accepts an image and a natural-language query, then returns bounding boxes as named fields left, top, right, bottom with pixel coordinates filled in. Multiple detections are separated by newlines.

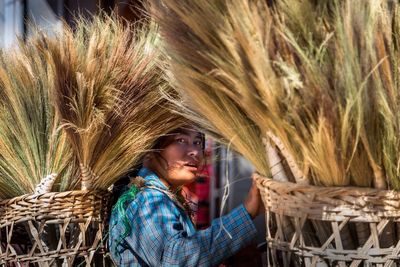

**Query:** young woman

left=109, top=127, right=264, bottom=266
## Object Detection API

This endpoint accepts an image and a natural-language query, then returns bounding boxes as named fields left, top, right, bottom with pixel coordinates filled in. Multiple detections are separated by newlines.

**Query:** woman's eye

left=194, top=140, right=203, bottom=147
left=176, top=138, right=187, bottom=144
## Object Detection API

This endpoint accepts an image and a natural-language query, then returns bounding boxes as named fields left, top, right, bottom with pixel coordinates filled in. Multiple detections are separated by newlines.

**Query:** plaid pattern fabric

left=109, top=167, right=257, bottom=266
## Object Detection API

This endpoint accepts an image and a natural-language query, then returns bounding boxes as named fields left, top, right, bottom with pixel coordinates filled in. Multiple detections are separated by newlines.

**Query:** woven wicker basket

left=256, top=174, right=400, bottom=267
left=0, top=190, right=111, bottom=267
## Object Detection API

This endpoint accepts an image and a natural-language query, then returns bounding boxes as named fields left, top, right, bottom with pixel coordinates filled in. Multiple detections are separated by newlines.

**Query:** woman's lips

left=184, top=164, right=198, bottom=172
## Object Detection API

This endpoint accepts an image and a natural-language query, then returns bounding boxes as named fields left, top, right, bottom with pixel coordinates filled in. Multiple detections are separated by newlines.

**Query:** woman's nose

left=187, top=146, right=200, bottom=158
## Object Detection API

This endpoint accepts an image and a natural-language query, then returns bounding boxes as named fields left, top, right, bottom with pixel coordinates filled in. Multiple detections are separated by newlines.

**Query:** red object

left=182, top=138, right=213, bottom=227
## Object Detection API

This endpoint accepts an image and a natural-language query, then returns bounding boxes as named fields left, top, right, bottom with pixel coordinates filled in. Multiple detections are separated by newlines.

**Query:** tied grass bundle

left=150, top=1, right=270, bottom=176
left=0, top=41, right=76, bottom=199
left=268, top=0, right=399, bottom=189
left=43, top=15, right=188, bottom=190
left=150, top=0, right=400, bottom=190
left=0, top=15, right=188, bottom=197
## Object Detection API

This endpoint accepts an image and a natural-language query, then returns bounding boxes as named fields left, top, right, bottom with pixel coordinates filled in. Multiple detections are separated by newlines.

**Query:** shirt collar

left=137, top=167, right=169, bottom=191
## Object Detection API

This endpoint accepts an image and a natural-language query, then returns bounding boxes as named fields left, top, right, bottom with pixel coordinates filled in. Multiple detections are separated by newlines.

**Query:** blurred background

left=0, top=1, right=265, bottom=265
left=0, top=0, right=143, bottom=48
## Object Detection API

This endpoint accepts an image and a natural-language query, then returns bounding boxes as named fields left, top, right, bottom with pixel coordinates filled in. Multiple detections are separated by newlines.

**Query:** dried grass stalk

left=0, top=40, right=76, bottom=199
left=44, top=15, right=189, bottom=190
left=149, top=0, right=400, bottom=190
left=0, top=15, right=188, bottom=196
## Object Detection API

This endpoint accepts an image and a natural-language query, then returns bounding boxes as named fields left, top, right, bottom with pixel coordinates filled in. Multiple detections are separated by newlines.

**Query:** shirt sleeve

left=124, top=189, right=257, bottom=267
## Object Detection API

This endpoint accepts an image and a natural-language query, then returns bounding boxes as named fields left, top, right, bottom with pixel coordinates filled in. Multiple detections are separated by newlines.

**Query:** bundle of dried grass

left=0, top=15, right=188, bottom=198
left=270, top=0, right=400, bottom=190
left=43, top=15, right=188, bottom=190
left=150, top=2, right=271, bottom=175
left=0, top=40, right=76, bottom=199
left=149, top=0, right=400, bottom=190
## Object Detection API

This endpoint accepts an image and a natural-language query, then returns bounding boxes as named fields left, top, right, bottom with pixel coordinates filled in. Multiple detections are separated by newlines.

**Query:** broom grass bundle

left=150, top=1, right=270, bottom=176
left=149, top=0, right=400, bottom=190
left=0, top=14, right=188, bottom=198
left=271, top=0, right=399, bottom=190
left=42, top=15, right=189, bottom=190
left=0, top=40, right=76, bottom=199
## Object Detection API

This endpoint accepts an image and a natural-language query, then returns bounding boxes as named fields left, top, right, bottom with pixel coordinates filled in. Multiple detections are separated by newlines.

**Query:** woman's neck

left=159, top=177, right=181, bottom=192
left=143, top=161, right=179, bottom=191
left=158, top=177, right=171, bottom=189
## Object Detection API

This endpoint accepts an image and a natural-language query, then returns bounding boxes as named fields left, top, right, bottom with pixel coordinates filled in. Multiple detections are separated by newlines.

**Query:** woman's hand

left=244, top=174, right=265, bottom=219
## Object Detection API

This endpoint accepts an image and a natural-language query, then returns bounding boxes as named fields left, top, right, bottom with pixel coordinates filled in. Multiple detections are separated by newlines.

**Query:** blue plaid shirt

left=109, top=167, right=257, bottom=266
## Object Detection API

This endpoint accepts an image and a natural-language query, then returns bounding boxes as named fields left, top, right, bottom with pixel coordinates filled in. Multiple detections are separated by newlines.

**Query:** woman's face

left=147, top=129, right=204, bottom=189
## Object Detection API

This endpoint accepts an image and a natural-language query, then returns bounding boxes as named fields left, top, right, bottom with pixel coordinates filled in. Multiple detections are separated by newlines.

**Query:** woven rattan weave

left=256, top=175, right=400, bottom=267
left=0, top=190, right=110, bottom=267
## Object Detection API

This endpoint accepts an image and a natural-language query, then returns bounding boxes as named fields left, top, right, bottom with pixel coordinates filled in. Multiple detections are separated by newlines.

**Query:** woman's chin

left=180, top=171, right=197, bottom=184
left=168, top=168, right=198, bottom=186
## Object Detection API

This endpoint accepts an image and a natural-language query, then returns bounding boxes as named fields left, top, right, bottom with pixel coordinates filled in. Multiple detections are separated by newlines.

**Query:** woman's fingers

left=244, top=177, right=265, bottom=219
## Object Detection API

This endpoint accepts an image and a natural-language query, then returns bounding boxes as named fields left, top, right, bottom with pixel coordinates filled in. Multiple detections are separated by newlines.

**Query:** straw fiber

left=0, top=190, right=110, bottom=266
left=256, top=175, right=400, bottom=266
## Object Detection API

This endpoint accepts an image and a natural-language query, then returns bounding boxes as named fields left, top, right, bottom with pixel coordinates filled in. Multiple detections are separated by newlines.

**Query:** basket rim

left=0, top=189, right=110, bottom=225
left=254, top=172, right=399, bottom=197
left=254, top=173, right=400, bottom=222
left=0, top=189, right=109, bottom=205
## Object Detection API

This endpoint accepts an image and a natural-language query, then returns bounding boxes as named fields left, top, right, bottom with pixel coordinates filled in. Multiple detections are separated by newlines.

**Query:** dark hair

left=152, top=127, right=206, bottom=151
